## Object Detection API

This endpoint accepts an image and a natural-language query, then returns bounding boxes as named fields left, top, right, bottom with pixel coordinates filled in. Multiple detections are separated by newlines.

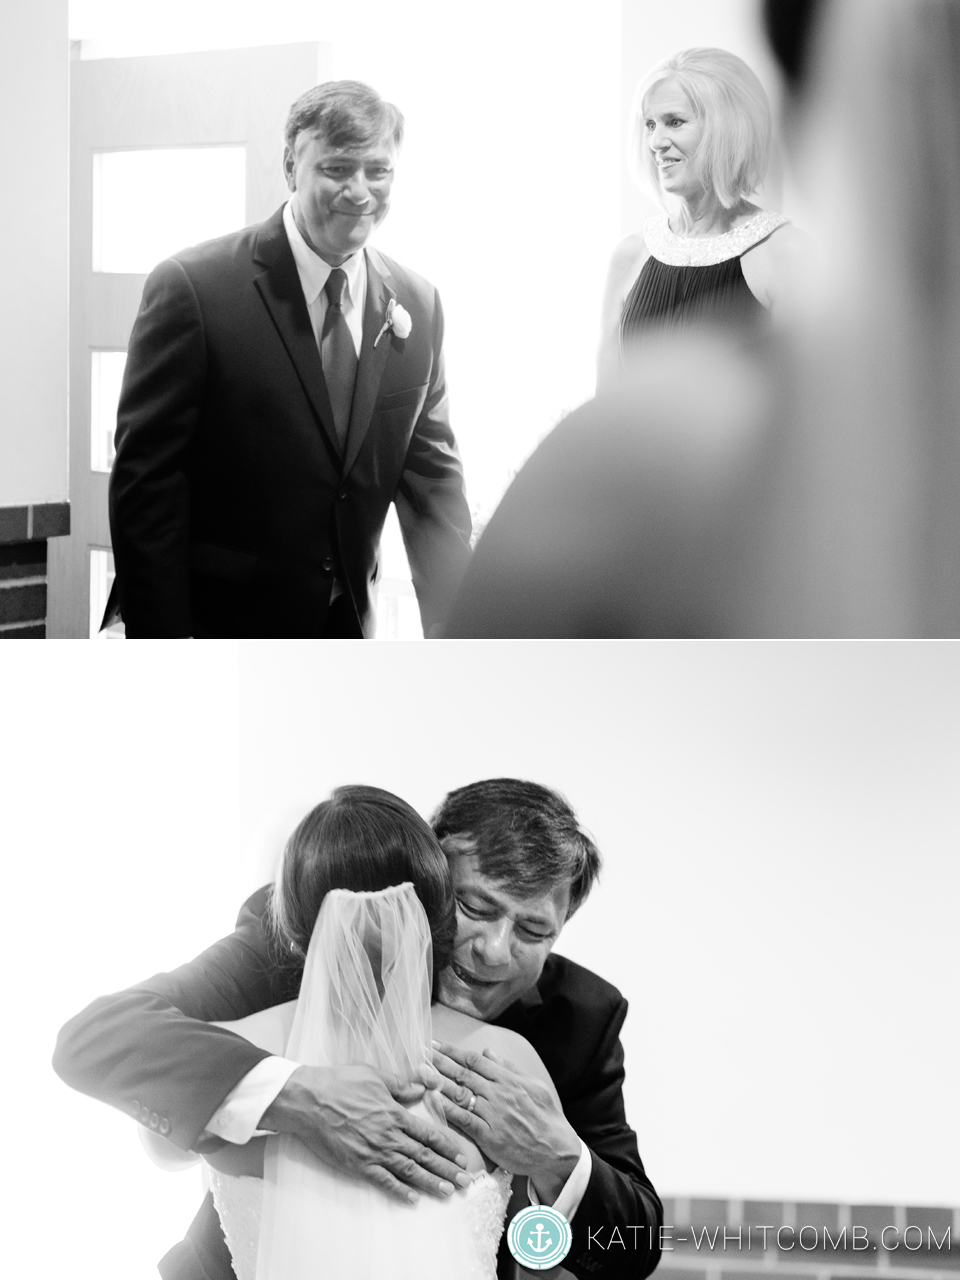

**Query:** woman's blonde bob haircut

left=630, top=47, right=772, bottom=209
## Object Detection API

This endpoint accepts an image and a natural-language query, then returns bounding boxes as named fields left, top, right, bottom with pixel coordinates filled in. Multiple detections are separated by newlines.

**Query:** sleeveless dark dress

left=620, top=210, right=789, bottom=349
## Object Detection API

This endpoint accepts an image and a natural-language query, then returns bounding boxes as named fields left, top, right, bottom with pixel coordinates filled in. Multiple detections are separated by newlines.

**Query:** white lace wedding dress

left=208, top=883, right=512, bottom=1280
left=209, top=1161, right=512, bottom=1280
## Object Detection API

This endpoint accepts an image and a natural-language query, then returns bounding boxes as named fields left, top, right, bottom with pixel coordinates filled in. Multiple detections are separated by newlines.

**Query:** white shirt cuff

left=203, top=1056, right=300, bottom=1144
left=528, top=1140, right=592, bottom=1219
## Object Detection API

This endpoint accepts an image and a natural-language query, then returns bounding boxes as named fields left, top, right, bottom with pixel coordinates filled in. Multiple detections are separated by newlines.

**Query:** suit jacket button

left=159, top=1118, right=170, bottom=1135
left=338, top=490, right=346, bottom=500
left=140, top=1105, right=150, bottom=1123
left=322, top=556, right=334, bottom=573
left=131, top=1099, right=140, bottom=1116
left=149, top=1112, right=159, bottom=1129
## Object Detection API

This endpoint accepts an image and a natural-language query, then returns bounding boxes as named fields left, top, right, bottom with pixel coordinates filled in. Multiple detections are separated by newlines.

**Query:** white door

left=48, top=42, right=329, bottom=637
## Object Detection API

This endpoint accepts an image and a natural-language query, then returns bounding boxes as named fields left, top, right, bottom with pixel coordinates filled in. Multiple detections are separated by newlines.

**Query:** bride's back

left=142, top=788, right=549, bottom=1279
left=197, top=996, right=544, bottom=1279
left=198, top=997, right=553, bottom=1178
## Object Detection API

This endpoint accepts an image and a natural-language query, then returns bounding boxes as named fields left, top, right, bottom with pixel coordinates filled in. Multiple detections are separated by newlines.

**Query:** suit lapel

left=341, top=248, right=396, bottom=478
left=251, top=211, right=342, bottom=460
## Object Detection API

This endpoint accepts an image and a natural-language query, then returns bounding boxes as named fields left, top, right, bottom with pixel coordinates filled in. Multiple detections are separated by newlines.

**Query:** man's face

left=436, top=852, right=570, bottom=1021
left=283, top=129, right=396, bottom=265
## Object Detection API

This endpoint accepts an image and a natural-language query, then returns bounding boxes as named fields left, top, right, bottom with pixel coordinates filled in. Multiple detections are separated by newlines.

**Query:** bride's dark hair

left=267, top=785, right=455, bottom=989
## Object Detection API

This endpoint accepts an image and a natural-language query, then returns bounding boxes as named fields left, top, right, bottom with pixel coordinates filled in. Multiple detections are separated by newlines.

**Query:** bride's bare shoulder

left=432, top=1006, right=552, bottom=1088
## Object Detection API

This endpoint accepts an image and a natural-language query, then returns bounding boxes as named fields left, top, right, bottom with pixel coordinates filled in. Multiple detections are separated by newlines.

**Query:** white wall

left=328, top=2, right=621, bottom=516
left=235, top=642, right=960, bottom=1208
left=0, top=0, right=69, bottom=505
left=7, top=646, right=241, bottom=1280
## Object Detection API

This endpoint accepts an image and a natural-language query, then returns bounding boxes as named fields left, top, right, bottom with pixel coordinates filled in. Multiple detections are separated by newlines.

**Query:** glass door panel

left=92, top=146, right=246, bottom=273
left=90, top=349, right=126, bottom=472
left=89, top=546, right=122, bottom=637
left=48, top=42, right=327, bottom=637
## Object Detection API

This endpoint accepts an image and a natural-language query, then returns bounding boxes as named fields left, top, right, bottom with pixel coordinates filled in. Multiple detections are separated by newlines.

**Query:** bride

left=148, top=786, right=559, bottom=1279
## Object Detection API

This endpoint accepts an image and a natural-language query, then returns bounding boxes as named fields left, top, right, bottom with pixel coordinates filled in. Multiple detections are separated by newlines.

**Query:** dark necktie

left=321, top=268, right=358, bottom=451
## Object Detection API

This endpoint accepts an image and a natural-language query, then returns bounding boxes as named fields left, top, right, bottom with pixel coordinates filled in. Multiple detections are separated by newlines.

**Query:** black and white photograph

left=4, top=0, right=960, bottom=638
left=8, top=640, right=960, bottom=1278
left=2, top=2, right=959, bottom=1280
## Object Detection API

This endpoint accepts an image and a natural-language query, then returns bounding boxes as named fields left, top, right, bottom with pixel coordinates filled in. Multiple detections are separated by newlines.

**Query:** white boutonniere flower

left=374, top=298, right=413, bottom=347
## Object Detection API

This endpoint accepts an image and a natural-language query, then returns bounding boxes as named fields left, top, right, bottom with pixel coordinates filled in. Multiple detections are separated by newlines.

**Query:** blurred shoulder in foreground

left=446, top=330, right=777, bottom=638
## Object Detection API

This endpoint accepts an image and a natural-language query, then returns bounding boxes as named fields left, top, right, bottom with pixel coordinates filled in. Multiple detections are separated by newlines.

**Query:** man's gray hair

left=284, top=80, right=404, bottom=154
left=431, top=778, right=601, bottom=918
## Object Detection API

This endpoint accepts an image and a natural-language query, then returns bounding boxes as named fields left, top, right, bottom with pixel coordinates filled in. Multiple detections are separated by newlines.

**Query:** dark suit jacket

left=54, top=889, right=662, bottom=1280
left=108, top=207, right=472, bottom=637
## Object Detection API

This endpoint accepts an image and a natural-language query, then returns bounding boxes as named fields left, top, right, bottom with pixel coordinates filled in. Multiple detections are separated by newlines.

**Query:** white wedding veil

left=255, top=882, right=482, bottom=1279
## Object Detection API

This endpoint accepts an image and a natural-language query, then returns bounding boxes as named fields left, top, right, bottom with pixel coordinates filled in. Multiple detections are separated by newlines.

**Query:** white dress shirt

left=532, top=1142, right=592, bottom=1218
left=281, top=197, right=365, bottom=357
left=280, top=196, right=364, bottom=607
left=204, top=1054, right=299, bottom=1143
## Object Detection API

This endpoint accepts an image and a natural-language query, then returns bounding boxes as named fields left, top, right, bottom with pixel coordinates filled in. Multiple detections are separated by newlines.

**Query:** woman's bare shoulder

left=469, top=1023, right=550, bottom=1082
left=741, top=221, right=816, bottom=311
left=743, top=221, right=813, bottom=269
left=432, top=1006, right=552, bottom=1087
left=766, top=221, right=813, bottom=258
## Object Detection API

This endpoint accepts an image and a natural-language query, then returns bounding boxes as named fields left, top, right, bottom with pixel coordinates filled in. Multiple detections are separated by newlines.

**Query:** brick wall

left=637, top=1199, right=959, bottom=1280
left=0, top=503, right=69, bottom=638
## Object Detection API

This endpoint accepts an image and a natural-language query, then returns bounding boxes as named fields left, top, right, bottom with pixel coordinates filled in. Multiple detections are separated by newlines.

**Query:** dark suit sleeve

left=394, top=286, right=472, bottom=636
left=109, top=257, right=207, bottom=637
left=564, top=996, right=662, bottom=1279
left=51, top=887, right=292, bottom=1154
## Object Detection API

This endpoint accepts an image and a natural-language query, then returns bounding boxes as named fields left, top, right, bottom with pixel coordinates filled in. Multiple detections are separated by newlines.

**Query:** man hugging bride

left=55, top=781, right=661, bottom=1279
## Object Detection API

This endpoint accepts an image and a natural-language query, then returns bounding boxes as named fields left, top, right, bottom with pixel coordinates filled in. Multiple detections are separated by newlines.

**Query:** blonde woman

left=598, top=47, right=809, bottom=386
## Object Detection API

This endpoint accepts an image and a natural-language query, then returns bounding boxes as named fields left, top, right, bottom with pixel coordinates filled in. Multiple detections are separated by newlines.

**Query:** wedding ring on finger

left=465, top=1091, right=478, bottom=1113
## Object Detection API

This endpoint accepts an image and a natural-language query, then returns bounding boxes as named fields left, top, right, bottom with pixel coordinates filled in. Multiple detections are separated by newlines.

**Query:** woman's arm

left=597, top=233, right=648, bottom=391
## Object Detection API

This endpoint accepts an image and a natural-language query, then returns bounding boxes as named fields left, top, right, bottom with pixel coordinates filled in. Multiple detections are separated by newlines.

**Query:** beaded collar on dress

left=644, top=209, right=789, bottom=266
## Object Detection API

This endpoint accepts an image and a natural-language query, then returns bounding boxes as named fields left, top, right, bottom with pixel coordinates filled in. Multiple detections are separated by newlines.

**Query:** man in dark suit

left=53, top=780, right=662, bottom=1280
left=108, top=80, right=471, bottom=637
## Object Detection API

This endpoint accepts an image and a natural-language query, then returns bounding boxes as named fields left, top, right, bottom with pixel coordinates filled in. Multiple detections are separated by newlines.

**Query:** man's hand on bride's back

left=260, top=1064, right=473, bottom=1203
left=430, top=1043, right=582, bottom=1204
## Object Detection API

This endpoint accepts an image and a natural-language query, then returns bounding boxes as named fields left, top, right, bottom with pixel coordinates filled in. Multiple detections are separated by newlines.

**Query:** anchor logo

left=526, top=1222, right=553, bottom=1254
left=507, top=1205, right=573, bottom=1270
